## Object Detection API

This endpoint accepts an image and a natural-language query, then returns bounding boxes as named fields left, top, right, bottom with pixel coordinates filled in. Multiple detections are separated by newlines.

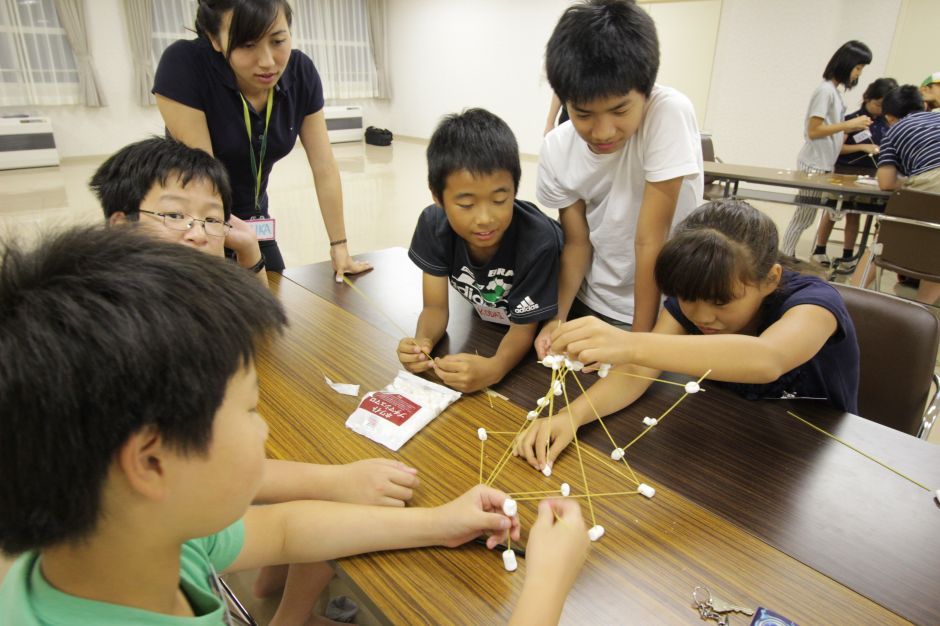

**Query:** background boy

left=0, top=227, right=588, bottom=624
left=920, top=72, right=940, bottom=111
left=400, top=108, right=564, bottom=392
left=534, top=0, right=703, bottom=348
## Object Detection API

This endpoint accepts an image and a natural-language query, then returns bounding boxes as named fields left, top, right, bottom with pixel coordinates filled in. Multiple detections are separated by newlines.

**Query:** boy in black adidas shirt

left=402, top=109, right=563, bottom=392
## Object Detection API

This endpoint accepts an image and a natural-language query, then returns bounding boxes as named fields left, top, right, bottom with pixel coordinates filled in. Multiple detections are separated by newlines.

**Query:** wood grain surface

left=258, top=271, right=920, bottom=625
left=702, top=161, right=892, bottom=197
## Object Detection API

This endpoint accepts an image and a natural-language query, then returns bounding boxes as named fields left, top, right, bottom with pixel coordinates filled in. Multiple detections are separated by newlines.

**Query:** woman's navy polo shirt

left=153, top=37, right=324, bottom=220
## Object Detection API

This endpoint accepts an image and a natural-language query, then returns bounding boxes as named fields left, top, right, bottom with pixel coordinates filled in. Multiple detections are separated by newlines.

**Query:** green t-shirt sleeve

left=192, top=518, right=245, bottom=573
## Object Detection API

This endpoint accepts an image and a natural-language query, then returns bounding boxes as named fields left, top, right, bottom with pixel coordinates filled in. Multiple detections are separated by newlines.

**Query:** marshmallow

left=502, top=548, right=518, bottom=572
left=541, top=463, right=552, bottom=477
left=526, top=410, right=538, bottom=420
left=588, top=525, right=605, bottom=541
left=642, top=416, right=658, bottom=427
left=597, top=369, right=609, bottom=378
left=553, top=381, right=563, bottom=396
left=477, top=427, right=487, bottom=441
left=537, top=397, right=548, bottom=408
left=502, top=498, right=518, bottom=517
left=568, top=360, right=584, bottom=372
left=610, top=447, right=625, bottom=461
left=560, top=483, right=571, bottom=497
left=684, top=381, right=701, bottom=394
left=638, top=483, right=656, bottom=498
left=540, top=356, right=554, bottom=368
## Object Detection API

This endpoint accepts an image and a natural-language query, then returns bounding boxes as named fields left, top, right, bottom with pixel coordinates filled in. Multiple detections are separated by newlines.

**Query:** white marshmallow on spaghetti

left=638, top=483, right=656, bottom=498
left=560, top=483, right=571, bottom=497
left=502, top=548, right=518, bottom=572
left=502, top=498, right=518, bottom=517
left=541, top=463, right=552, bottom=477
left=477, top=427, right=487, bottom=441
left=526, top=410, right=538, bottom=420
left=642, top=416, right=658, bottom=427
left=684, top=381, right=701, bottom=394
left=588, top=525, right=605, bottom=541
left=610, top=447, right=625, bottom=461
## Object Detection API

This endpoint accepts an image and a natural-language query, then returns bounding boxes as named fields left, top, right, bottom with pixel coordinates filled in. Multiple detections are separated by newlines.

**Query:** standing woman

left=781, top=40, right=873, bottom=260
left=153, top=0, right=371, bottom=277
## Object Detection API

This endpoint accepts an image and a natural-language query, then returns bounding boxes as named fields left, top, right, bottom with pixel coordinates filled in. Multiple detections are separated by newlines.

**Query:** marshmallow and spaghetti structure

left=476, top=355, right=711, bottom=566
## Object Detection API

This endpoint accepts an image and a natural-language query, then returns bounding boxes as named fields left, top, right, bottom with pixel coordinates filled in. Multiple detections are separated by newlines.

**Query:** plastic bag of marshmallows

left=345, top=370, right=461, bottom=451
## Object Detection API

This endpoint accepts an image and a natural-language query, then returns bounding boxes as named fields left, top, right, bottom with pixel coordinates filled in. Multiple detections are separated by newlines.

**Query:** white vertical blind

left=0, top=0, right=79, bottom=106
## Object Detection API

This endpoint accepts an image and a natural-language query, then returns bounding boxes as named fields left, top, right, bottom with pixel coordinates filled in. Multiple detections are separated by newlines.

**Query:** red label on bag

left=359, top=392, right=421, bottom=426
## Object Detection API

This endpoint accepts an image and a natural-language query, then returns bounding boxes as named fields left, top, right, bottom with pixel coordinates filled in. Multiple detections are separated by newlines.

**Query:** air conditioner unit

left=0, top=116, right=60, bottom=170
left=324, top=105, right=363, bottom=144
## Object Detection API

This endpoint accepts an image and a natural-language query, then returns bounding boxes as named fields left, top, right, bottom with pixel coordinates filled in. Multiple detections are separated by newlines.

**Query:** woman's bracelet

left=329, top=238, right=347, bottom=247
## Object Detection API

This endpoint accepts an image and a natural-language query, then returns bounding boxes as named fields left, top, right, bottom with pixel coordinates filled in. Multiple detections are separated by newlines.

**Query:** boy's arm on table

left=877, top=164, right=901, bottom=190
left=224, top=215, right=268, bottom=287
left=553, top=305, right=838, bottom=384
left=632, top=177, right=682, bottom=332
left=226, top=484, right=519, bottom=572
left=255, top=458, right=419, bottom=507
left=514, top=310, right=682, bottom=470
left=433, top=321, right=537, bottom=392
left=534, top=200, right=590, bottom=357
left=399, top=273, right=449, bottom=373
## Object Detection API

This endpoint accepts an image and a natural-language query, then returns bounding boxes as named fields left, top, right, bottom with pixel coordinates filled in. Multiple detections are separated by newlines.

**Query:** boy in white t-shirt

left=534, top=0, right=703, bottom=352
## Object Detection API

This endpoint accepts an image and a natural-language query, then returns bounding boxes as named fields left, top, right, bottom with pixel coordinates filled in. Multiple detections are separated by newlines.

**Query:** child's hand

left=224, top=215, right=262, bottom=264
left=550, top=316, right=633, bottom=365
left=397, top=337, right=434, bottom=373
left=432, top=353, right=497, bottom=392
left=513, top=415, right=576, bottom=471
left=533, top=319, right=559, bottom=359
left=846, top=115, right=872, bottom=132
left=524, top=499, right=589, bottom=593
left=432, top=485, right=521, bottom=548
left=332, top=459, right=419, bottom=507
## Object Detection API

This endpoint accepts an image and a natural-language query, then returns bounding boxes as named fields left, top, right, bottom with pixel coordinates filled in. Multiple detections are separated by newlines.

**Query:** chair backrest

left=832, top=282, right=940, bottom=436
left=875, top=189, right=940, bottom=280
left=701, top=134, right=717, bottom=186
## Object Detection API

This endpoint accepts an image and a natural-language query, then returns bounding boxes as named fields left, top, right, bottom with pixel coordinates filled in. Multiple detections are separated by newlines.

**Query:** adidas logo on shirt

left=514, top=297, right=540, bottom=314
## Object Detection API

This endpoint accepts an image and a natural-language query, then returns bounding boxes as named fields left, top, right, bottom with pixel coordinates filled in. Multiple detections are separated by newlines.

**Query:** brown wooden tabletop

left=703, top=161, right=892, bottom=198
left=282, top=249, right=940, bottom=625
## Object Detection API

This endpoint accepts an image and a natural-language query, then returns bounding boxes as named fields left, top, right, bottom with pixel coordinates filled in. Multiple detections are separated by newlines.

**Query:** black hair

left=89, top=137, right=233, bottom=221
left=0, top=226, right=286, bottom=554
left=656, top=200, right=780, bottom=304
left=426, top=108, right=521, bottom=202
left=862, top=77, right=897, bottom=102
left=546, top=0, right=659, bottom=103
left=882, top=85, right=924, bottom=119
left=822, top=40, right=872, bottom=88
left=195, top=0, right=292, bottom=59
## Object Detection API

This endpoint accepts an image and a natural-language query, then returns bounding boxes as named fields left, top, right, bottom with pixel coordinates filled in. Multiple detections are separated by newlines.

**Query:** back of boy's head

left=426, top=108, right=521, bottom=202
left=883, top=85, right=924, bottom=119
left=90, top=137, right=233, bottom=221
left=546, top=0, right=659, bottom=104
left=0, top=226, right=286, bottom=555
left=822, top=40, right=872, bottom=88
left=863, top=77, right=897, bottom=102
left=656, top=200, right=779, bottom=304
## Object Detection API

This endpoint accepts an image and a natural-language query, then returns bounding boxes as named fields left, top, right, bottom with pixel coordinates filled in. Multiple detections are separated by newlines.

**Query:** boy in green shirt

left=0, top=227, right=587, bottom=625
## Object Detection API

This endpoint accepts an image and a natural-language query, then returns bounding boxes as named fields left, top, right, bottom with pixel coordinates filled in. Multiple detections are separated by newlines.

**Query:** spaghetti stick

left=479, top=440, right=485, bottom=484
left=786, top=411, right=932, bottom=491
left=580, top=444, right=640, bottom=486
left=512, top=490, right=640, bottom=502
left=486, top=420, right=535, bottom=486
left=561, top=382, right=596, bottom=525
left=342, top=275, right=433, bottom=360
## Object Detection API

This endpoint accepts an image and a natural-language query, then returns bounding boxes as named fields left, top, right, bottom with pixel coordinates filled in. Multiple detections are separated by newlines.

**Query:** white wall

left=704, top=0, right=901, bottom=169
left=885, top=0, right=940, bottom=87
left=0, top=0, right=164, bottom=159
left=362, top=0, right=720, bottom=157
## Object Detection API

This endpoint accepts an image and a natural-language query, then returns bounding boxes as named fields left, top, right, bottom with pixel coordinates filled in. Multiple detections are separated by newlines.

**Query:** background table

left=264, top=252, right=940, bottom=624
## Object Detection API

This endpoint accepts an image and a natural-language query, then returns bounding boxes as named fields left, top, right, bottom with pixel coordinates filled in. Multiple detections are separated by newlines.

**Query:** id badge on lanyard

left=242, top=89, right=276, bottom=241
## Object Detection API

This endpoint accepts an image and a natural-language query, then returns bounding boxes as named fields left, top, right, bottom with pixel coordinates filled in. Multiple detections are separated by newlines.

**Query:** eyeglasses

left=138, top=209, right=231, bottom=238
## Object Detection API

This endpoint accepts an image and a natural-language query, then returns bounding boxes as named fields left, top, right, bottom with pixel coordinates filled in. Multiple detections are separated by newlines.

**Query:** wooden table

left=260, top=250, right=940, bottom=624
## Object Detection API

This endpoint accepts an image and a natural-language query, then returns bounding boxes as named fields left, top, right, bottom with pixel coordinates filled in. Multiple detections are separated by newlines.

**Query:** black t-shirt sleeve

left=778, top=279, right=850, bottom=345
left=295, top=52, right=325, bottom=116
left=408, top=206, right=451, bottom=277
left=152, top=40, right=206, bottom=110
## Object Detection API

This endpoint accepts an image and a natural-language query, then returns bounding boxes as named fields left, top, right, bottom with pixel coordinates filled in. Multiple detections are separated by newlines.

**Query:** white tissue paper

left=345, top=370, right=461, bottom=451
left=324, top=376, right=360, bottom=397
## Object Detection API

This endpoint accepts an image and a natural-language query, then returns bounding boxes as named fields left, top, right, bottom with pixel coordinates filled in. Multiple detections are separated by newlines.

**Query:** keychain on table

left=692, top=586, right=799, bottom=626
